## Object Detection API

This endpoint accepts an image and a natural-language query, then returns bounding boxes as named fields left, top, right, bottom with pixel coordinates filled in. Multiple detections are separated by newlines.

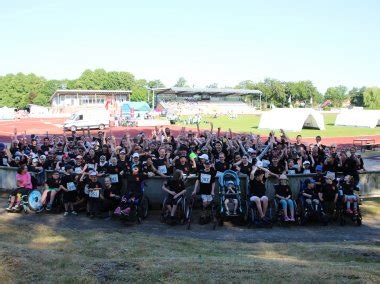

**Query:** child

left=224, top=181, right=238, bottom=215
left=301, top=179, right=320, bottom=213
left=59, top=165, right=78, bottom=216
left=275, top=175, right=295, bottom=222
left=342, top=175, right=359, bottom=214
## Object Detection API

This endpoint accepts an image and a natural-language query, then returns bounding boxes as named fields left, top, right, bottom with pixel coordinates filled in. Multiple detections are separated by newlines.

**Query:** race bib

left=87, top=163, right=95, bottom=170
left=89, top=190, right=99, bottom=198
left=3, top=158, right=8, bottom=165
left=216, top=171, right=222, bottom=177
left=288, top=170, right=296, bottom=175
left=158, top=165, right=167, bottom=174
left=327, top=171, right=336, bottom=180
left=109, top=174, right=119, bottom=183
left=200, top=173, right=211, bottom=184
left=303, top=169, right=311, bottom=174
left=84, top=184, right=89, bottom=194
left=67, top=182, right=76, bottom=191
left=74, top=167, right=82, bottom=174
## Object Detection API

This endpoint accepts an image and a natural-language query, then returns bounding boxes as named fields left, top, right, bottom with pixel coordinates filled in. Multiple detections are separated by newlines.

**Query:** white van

left=63, top=110, right=110, bottom=131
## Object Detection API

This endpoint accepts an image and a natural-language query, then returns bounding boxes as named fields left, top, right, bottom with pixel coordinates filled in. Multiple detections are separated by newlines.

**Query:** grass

left=0, top=198, right=380, bottom=283
left=177, top=113, right=380, bottom=138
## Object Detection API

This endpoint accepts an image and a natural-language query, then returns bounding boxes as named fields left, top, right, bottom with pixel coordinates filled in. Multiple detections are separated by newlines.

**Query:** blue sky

left=0, top=0, right=379, bottom=92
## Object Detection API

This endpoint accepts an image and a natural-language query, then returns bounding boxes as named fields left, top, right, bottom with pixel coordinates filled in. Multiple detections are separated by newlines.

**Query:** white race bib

left=327, top=171, right=336, bottom=180
left=303, top=169, right=311, bottom=174
left=87, top=163, right=95, bottom=170
left=84, top=184, right=89, bottom=194
left=89, top=190, right=99, bottom=198
left=3, top=158, right=8, bottom=165
left=74, top=167, right=82, bottom=174
left=109, top=174, right=119, bottom=183
left=288, top=170, right=296, bottom=175
left=200, top=173, right=211, bottom=184
left=158, top=165, right=167, bottom=174
left=67, top=182, right=76, bottom=191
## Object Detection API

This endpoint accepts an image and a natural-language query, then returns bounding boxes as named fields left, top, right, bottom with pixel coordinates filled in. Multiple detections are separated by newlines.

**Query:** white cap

left=89, top=171, right=97, bottom=176
left=303, top=160, right=311, bottom=165
left=132, top=152, right=140, bottom=158
left=32, top=158, right=39, bottom=163
left=40, top=155, right=46, bottom=160
left=199, top=154, right=209, bottom=160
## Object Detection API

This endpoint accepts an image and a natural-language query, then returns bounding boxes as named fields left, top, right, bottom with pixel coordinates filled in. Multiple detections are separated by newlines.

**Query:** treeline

left=0, top=69, right=379, bottom=109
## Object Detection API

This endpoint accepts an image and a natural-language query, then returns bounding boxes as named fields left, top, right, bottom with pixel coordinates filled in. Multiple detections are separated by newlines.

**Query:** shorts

left=201, top=194, right=213, bottom=203
left=48, top=188, right=60, bottom=192
left=166, top=194, right=183, bottom=205
left=63, top=191, right=77, bottom=203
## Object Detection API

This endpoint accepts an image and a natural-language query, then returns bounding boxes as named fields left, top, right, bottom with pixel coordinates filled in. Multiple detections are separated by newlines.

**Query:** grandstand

left=153, top=87, right=262, bottom=115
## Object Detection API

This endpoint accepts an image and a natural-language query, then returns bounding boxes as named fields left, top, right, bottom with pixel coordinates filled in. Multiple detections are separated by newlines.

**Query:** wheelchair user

left=275, top=174, right=295, bottom=222
left=301, top=179, right=321, bottom=213
left=319, top=173, right=338, bottom=216
left=341, top=175, right=359, bottom=214
left=40, top=170, right=61, bottom=211
left=7, top=165, right=33, bottom=212
left=162, top=169, right=186, bottom=222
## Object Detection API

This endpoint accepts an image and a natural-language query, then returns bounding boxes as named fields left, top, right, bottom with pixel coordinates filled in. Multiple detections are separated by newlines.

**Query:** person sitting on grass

left=40, top=170, right=61, bottom=211
left=275, top=174, right=295, bottom=222
left=6, top=165, right=33, bottom=212
left=341, top=175, right=359, bottom=214
left=162, top=169, right=187, bottom=224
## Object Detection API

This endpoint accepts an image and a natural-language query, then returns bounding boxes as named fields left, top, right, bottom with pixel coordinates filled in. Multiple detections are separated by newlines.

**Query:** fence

left=1, top=166, right=379, bottom=206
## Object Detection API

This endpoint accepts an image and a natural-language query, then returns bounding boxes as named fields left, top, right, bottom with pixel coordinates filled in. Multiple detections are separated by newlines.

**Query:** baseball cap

left=199, top=154, right=209, bottom=160
left=303, top=160, right=311, bottom=165
left=315, top=165, right=323, bottom=172
left=89, top=171, right=97, bottom=176
left=0, top=143, right=5, bottom=151
left=132, top=152, right=140, bottom=158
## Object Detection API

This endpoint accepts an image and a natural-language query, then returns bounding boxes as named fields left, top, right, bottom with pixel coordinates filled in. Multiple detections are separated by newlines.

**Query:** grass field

left=0, top=198, right=379, bottom=283
left=178, top=113, right=380, bottom=138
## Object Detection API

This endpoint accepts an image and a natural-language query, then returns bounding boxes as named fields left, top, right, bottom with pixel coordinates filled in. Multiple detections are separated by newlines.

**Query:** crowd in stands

left=0, top=125, right=365, bottom=221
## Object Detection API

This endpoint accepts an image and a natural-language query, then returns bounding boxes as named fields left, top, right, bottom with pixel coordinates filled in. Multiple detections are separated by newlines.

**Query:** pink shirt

left=16, top=172, right=32, bottom=189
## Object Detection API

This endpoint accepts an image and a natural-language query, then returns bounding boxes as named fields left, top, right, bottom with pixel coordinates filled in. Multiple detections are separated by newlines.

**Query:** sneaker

left=5, top=206, right=13, bottom=212
left=71, top=211, right=77, bottom=216
left=36, top=206, right=44, bottom=213
left=346, top=209, right=353, bottom=214
left=226, top=211, right=230, bottom=216
left=233, top=211, right=237, bottom=215
left=290, top=217, right=295, bottom=222
left=46, top=204, right=52, bottom=211
left=12, top=205, right=21, bottom=211
left=64, top=211, right=69, bottom=216
left=284, top=216, right=290, bottom=222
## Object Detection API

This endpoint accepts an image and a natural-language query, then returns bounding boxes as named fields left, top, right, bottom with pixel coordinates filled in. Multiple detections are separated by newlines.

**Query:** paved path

left=1, top=198, right=379, bottom=244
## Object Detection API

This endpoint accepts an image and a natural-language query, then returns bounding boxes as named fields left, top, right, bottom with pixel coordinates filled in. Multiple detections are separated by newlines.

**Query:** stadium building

left=153, top=87, right=262, bottom=115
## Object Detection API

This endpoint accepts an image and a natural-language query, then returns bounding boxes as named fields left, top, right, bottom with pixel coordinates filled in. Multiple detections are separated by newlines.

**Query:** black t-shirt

left=60, top=174, right=76, bottom=188
left=165, top=179, right=185, bottom=194
left=269, top=164, right=285, bottom=175
left=214, top=161, right=230, bottom=173
left=174, top=162, right=192, bottom=175
left=198, top=169, right=216, bottom=195
left=275, top=184, right=292, bottom=198
left=344, top=157, right=358, bottom=176
left=342, top=183, right=355, bottom=196
left=103, top=184, right=121, bottom=199
left=46, top=178, right=60, bottom=189
left=320, top=183, right=337, bottom=202
left=0, top=153, right=9, bottom=166
left=239, top=162, right=252, bottom=176
left=249, top=179, right=266, bottom=198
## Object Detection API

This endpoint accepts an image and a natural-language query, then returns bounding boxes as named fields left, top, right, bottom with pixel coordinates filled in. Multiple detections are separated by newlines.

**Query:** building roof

left=152, top=87, right=262, bottom=97
left=50, top=89, right=132, bottom=101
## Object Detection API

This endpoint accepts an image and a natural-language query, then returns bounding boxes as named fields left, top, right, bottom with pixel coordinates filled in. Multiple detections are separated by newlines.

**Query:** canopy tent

left=335, top=108, right=380, bottom=128
left=121, top=102, right=151, bottom=118
left=258, top=108, right=325, bottom=131
left=0, top=107, right=16, bottom=120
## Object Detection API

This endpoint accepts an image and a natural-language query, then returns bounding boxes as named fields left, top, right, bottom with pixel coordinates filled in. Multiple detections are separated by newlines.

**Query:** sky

left=0, top=0, right=379, bottom=93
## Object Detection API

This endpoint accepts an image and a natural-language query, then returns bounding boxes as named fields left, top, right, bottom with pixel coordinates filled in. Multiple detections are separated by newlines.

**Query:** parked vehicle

left=63, top=110, right=110, bottom=131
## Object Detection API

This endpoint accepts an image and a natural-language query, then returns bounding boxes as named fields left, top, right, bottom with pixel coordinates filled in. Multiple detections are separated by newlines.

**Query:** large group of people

left=0, top=124, right=365, bottom=224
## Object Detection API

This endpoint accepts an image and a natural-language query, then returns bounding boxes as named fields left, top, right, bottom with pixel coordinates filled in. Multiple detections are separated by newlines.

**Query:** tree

left=324, top=85, right=348, bottom=107
left=174, top=77, right=187, bottom=87
left=147, top=80, right=165, bottom=88
left=349, top=87, right=365, bottom=107
left=363, top=87, right=380, bottom=109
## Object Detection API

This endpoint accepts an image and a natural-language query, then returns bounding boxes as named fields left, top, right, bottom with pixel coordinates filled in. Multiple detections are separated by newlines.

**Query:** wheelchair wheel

left=26, top=190, right=42, bottom=213
left=139, top=196, right=149, bottom=220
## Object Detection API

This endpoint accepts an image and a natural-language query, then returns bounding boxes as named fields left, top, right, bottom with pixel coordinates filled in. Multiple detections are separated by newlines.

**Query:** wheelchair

left=336, top=190, right=362, bottom=226
left=186, top=194, right=218, bottom=230
left=272, top=197, right=298, bottom=225
left=245, top=198, right=273, bottom=228
left=7, top=189, right=42, bottom=214
left=161, top=194, right=189, bottom=225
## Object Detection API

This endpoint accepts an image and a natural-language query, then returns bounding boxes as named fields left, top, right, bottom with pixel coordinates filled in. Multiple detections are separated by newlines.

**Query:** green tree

left=349, top=87, right=366, bottom=107
left=324, top=85, right=348, bottom=107
left=363, top=87, right=380, bottom=109
left=174, top=77, right=187, bottom=87
left=285, top=81, right=321, bottom=106
left=147, top=80, right=165, bottom=88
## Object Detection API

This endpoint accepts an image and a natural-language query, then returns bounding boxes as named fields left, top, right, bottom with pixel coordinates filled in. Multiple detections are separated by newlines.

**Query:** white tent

left=0, top=106, right=16, bottom=120
left=258, top=108, right=325, bottom=131
left=335, top=108, right=380, bottom=128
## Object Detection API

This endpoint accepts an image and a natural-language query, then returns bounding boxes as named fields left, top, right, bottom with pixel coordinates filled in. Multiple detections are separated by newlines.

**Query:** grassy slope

left=0, top=199, right=379, bottom=283
left=178, top=114, right=380, bottom=138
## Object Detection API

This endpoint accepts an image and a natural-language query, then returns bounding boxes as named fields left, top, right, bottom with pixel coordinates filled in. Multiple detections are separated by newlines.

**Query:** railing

left=1, top=166, right=379, bottom=206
